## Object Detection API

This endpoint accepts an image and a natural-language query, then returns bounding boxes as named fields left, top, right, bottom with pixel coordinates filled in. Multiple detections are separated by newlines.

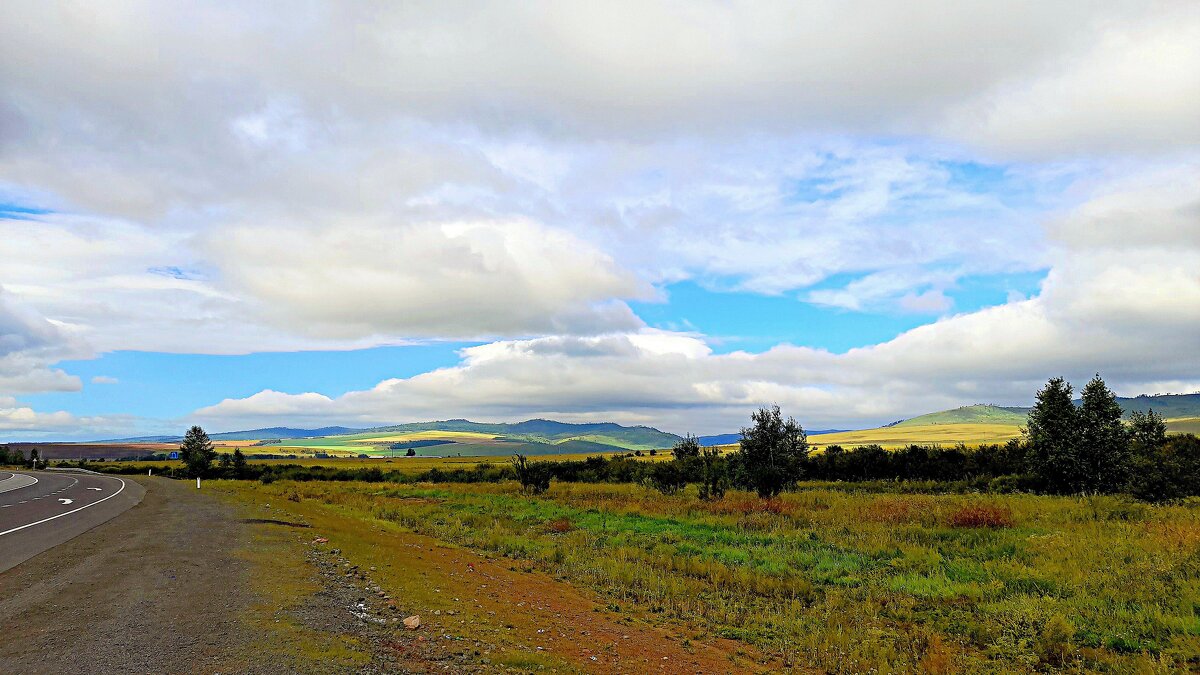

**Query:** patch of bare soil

left=274, top=496, right=777, bottom=673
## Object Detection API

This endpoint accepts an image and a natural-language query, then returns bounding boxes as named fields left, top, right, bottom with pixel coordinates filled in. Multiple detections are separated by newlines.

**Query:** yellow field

left=804, top=422, right=1023, bottom=449
left=336, top=430, right=498, bottom=443
left=92, top=449, right=659, bottom=475
left=1167, top=417, right=1200, bottom=435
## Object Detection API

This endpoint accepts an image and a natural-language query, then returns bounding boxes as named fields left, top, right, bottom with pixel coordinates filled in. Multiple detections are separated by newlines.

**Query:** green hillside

left=1117, top=393, right=1200, bottom=419
left=895, top=394, right=1200, bottom=429
left=365, top=419, right=680, bottom=451
left=894, top=404, right=1029, bottom=427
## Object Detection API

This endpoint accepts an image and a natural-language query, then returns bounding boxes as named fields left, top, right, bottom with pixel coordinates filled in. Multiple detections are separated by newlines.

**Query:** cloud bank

left=0, top=1, right=1196, bottom=435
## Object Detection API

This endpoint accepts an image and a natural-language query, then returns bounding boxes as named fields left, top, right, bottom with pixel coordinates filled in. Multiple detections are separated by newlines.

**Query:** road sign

left=168, top=451, right=179, bottom=460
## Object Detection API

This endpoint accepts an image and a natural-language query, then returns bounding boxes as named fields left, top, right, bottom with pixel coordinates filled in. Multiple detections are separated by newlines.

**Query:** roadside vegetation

left=225, top=477, right=1200, bottom=672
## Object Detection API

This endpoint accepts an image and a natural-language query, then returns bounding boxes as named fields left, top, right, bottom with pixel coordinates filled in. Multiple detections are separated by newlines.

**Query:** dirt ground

left=218, top=486, right=774, bottom=674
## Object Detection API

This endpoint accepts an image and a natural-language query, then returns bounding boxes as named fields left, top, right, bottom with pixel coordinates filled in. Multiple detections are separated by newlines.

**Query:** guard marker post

left=196, top=477, right=201, bottom=489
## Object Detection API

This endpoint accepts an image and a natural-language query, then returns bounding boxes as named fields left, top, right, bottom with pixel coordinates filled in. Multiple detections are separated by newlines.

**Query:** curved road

left=0, top=470, right=145, bottom=572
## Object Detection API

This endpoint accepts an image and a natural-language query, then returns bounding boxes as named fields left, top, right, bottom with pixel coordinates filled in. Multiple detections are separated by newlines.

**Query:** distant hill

left=97, top=426, right=365, bottom=444
left=209, top=426, right=364, bottom=441
left=895, top=394, right=1200, bottom=428
left=895, top=405, right=1030, bottom=427
left=1116, top=393, right=1200, bottom=419
left=698, top=429, right=847, bottom=446
left=367, top=419, right=679, bottom=451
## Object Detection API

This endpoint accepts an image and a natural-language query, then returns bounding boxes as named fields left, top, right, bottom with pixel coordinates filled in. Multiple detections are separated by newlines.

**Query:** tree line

left=56, top=374, right=1200, bottom=503
left=0, top=445, right=46, bottom=469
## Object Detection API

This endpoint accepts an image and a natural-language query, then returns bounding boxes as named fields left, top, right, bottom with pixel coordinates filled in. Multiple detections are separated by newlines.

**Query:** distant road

left=0, top=470, right=145, bottom=572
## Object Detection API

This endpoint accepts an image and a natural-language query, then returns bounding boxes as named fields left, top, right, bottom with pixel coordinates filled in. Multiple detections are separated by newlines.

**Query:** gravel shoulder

left=0, top=477, right=254, bottom=674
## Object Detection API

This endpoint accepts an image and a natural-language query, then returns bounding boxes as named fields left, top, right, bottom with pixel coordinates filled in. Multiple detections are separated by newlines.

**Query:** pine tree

left=671, top=434, right=701, bottom=460
left=736, top=405, right=808, bottom=498
left=231, top=448, right=248, bottom=478
left=1077, top=374, right=1131, bottom=493
left=1025, top=377, right=1079, bottom=493
left=179, top=425, right=216, bottom=479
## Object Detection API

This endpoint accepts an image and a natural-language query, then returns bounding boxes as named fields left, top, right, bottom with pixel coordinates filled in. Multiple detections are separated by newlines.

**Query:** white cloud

left=195, top=171, right=1200, bottom=432
left=1, top=2, right=1192, bottom=352
left=0, top=287, right=87, bottom=394
left=204, top=217, right=648, bottom=340
left=946, top=5, right=1200, bottom=157
left=0, top=1, right=1197, bottom=437
left=91, top=375, right=119, bottom=385
left=0, top=396, right=130, bottom=435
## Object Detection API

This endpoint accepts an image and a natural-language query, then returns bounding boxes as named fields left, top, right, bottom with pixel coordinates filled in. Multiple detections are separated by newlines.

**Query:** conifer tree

left=231, top=448, right=248, bottom=478
left=1025, top=377, right=1079, bottom=493
left=179, top=425, right=216, bottom=478
left=1077, top=374, right=1130, bottom=493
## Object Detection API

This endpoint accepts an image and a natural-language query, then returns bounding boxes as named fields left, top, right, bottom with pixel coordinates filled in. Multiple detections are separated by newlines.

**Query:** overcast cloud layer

left=0, top=1, right=1197, bottom=436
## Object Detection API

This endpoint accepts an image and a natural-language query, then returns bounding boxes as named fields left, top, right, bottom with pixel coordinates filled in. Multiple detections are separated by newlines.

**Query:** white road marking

left=0, top=473, right=39, bottom=494
left=0, top=476, right=127, bottom=538
left=87, top=487, right=102, bottom=491
left=58, top=498, right=74, bottom=505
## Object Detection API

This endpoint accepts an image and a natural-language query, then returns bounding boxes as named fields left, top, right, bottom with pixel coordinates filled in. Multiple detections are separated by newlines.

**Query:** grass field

left=211, top=477, right=1200, bottom=673
left=1167, top=417, right=1200, bottom=435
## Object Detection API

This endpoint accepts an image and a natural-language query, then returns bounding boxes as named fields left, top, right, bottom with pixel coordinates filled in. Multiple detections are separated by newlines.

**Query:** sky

left=1, top=1, right=1198, bottom=440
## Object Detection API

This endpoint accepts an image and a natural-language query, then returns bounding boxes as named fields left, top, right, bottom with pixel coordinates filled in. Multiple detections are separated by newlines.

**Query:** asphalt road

left=0, top=469, right=145, bottom=572
left=0, top=476, right=263, bottom=674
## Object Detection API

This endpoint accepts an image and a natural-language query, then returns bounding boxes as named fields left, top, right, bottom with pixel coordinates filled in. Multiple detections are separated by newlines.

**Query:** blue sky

left=14, top=268, right=1048, bottom=434
left=1, top=2, right=1197, bottom=439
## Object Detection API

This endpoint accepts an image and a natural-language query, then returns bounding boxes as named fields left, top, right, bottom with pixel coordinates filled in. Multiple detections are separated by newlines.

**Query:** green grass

left=896, top=405, right=1030, bottom=427
left=230, top=478, right=1200, bottom=673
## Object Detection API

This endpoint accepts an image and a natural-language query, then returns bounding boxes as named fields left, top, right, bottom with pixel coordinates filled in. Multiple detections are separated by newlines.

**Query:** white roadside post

left=196, top=476, right=201, bottom=489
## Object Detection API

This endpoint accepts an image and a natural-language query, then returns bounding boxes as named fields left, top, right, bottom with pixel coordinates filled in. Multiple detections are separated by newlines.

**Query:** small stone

left=403, top=615, right=421, bottom=630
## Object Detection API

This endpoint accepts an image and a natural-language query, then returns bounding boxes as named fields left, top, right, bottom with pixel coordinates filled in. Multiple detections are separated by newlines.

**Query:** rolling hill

left=894, top=405, right=1030, bottom=427
left=892, top=394, right=1200, bottom=428
left=365, top=419, right=680, bottom=451
left=61, top=394, right=1199, bottom=459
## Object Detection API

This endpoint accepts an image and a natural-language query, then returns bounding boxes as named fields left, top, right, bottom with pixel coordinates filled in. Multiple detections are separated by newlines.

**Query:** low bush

left=948, top=503, right=1015, bottom=528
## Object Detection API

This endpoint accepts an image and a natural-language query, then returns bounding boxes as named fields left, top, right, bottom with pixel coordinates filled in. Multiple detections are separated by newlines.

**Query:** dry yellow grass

left=338, top=430, right=498, bottom=443
left=1166, top=417, right=1200, bottom=435
left=807, top=422, right=1024, bottom=449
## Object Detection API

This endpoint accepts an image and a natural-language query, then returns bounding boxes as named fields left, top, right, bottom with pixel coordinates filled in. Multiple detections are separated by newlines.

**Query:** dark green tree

left=697, top=446, right=729, bottom=501
left=1025, top=377, right=1079, bottom=493
left=1131, top=434, right=1200, bottom=502
left=736, top=405, right=808, bottom=498
left=231, top=448, right=248, bottom=478
left=647, top=460, right=687, bottom=495
left=1129, top=409, right=1167, bottom=451
left=179, top=425, right=217, bottom=478
left=218, top=452, right=232, bottom=472
left=671, top=434, right=701, bottom=460
left=1077, top=374, right=1131, bottom=493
